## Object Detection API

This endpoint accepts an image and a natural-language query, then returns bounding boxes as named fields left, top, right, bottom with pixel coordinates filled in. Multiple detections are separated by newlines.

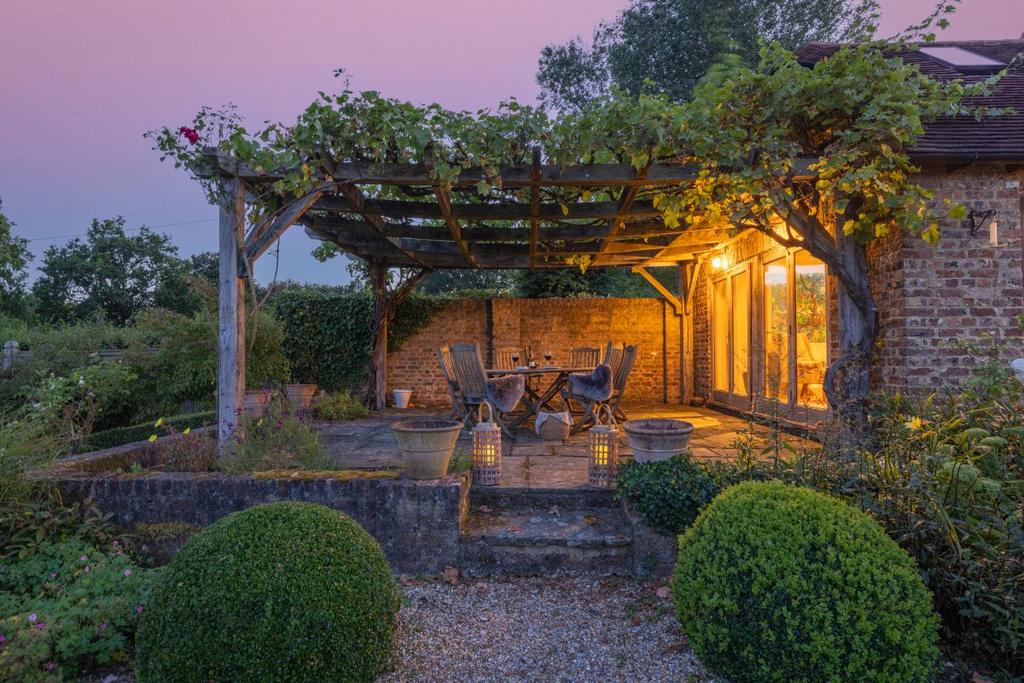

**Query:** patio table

left=486, top=366, right=588, bottom=428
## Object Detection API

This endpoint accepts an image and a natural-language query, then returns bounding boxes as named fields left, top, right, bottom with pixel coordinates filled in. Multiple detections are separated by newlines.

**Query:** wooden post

left=2, top=340, right=18, bottom=379
left=680, top=262, right=698, bottom=405
left=369, top=262, right=389, bottom=411
left=217, top=178, right=246, bottom=452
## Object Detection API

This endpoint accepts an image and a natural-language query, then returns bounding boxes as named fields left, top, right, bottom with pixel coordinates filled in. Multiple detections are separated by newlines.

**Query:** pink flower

left=123, top=569, right=132, bottom=577
left=135, top=605, right=144, bottom=615
left=33, top=623, right=45, bottom=631
left=0, top=634, right=6, bottom=645
left=84, top=566, right=90, bottom=573
left=27, top=613, right=36, bottom=623
left=178, top=126, right=200, bottom=145
left=79, top=555, right=88, bottom=563
left=98, top=623, right=108, bottom=631
left=45, top=662, right=56, bottom=671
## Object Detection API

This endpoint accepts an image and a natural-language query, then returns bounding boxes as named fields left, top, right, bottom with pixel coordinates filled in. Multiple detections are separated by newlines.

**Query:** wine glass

left=511, top=351, right=520, bottom=367
left=544, top=350, right=553, bottom=366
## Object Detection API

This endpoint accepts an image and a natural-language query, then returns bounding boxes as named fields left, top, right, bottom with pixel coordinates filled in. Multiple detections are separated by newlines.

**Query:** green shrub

left=269, top=287, right=444, bottom=392
left=221, top=399, right=328, bottom=472
left=613, top=454, right=718, bottom=535
left=0, top=538, right=157, bottom=682
left=81, top=410, right=216, bottom=452
left=314, top=390, right=368, bottom=421
left=134, top=502, right=399, bottom=683
left=673, top=481, right=940, bottom=683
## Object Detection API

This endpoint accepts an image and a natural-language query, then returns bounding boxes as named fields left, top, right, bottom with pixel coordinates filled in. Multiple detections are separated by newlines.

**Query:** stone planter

left=392, top=389, right=413, bottom=409
left=623, top=419, right=694, bottom=463
left=393, top=420, right=462, bottom=480
left=623, top=502, right=677, bottom=578
left=285, top=383, right=318, bottom=410
left=243, top=389, right=274, bottom=418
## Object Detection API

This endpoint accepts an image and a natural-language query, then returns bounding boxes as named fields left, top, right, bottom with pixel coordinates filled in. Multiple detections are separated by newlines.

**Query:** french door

left=711, top=264, right=751, bottom=410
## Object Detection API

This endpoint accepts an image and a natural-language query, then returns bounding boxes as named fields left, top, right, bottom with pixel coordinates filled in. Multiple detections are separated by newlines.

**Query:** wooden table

left=486, top=366, right=588, bottom=428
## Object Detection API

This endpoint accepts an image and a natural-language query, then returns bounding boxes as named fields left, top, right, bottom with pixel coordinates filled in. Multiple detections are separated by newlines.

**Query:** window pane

left=731, top=270, right=750, bottom=397
left=764, top=258, right=788, bottom=402
left=795, top=251, right=827, bottom=407
left=712, top=278, right=728, bottom=392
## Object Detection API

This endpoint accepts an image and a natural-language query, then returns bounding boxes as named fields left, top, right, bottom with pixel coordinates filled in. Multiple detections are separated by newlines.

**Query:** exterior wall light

left=710, top=254, right=727, bottom=270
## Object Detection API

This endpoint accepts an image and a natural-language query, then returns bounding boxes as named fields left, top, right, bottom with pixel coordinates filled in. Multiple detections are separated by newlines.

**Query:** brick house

left=386, top=39, right=1024, bottom=430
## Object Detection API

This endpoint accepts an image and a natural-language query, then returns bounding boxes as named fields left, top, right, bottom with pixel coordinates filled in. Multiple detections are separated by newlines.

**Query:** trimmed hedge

left=134, top=502, right=399, bottom=682
left=270, top=288, right=445, bottom=392
left=81, top=410, right=216, bottom=452
left=673, top=481, right=940, bottom=683
left=613, top=454, right=718, bottom=535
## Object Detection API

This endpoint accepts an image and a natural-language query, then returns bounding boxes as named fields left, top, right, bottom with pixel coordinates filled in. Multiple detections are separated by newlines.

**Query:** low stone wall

left=45, top=447, right=469, bottom=575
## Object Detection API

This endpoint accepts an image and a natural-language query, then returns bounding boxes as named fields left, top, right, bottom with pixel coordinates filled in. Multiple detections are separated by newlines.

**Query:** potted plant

left=392, top=419, right=462, bottom=479
left=623, top=418, right=694, bottom=463
left=285, top=383, right=318, bottom=410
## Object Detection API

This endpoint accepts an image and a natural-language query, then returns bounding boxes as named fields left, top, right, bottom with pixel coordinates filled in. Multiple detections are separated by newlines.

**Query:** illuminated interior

left=794, top=251, right=827, bottom=407
left=712, top=278, right=729, bottom=392
left=763, top=257, right=789, bottom=401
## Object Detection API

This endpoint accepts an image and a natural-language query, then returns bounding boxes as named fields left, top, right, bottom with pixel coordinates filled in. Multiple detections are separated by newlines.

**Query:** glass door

left=710, top=265, right=752, bottom=409
left=761, top=250, right=828, bottom=418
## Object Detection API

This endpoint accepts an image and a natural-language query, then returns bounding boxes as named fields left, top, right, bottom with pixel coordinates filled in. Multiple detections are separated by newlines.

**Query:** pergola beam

left=631, top=266, right=683, bottom=315
left=433, top=183, right=478, bottom=267
left=594, top=166, right=647, bottom=265
left=335, top=183, right=431, bottom=268
left=529, top=148, right=541, bottom=268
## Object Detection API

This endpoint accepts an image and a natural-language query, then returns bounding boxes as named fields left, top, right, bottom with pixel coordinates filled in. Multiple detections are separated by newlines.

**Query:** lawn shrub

left=613, top=454, right=718, bottom=534
left=134, top=502, right=400, bottom=683
left=0, top=538, right=156, bottom=682
left=673, top=481, right=940, bottom=683
left=81, top=410, right=216, bottom=452
left=221, top=399, right=328, bottom=472
left=313, top=390, right=369, bottom=421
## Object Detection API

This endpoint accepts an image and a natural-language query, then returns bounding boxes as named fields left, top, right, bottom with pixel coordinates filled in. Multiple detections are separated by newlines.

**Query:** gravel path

left=380, top=576, right=717, bottom=683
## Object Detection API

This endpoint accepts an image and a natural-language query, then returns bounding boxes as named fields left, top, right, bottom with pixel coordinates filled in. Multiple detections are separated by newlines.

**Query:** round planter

left=285, top=383, right=318, bottom=410
left=243, top=389, right=274, bottom=418
left=392, top=389, right=413, bottom=409
left=392, top=420, right=462, bottom=480
left=623, top=418, right=694, bottom=463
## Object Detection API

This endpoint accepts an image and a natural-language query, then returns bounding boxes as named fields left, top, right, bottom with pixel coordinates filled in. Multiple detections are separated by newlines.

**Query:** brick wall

left=873, top=164, right=1024, bottom=391
left=387, top=297, right=681, bottom=407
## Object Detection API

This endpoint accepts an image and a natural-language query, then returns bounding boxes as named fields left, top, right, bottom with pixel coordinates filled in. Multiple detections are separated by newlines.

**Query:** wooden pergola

left=213, top=152, right=811, bottom=448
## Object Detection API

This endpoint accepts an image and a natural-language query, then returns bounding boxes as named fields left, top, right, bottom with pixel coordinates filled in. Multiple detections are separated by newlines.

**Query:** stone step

left=458, top=508, right=634, bottom=577
left=468, top=485, right=619, bottom=512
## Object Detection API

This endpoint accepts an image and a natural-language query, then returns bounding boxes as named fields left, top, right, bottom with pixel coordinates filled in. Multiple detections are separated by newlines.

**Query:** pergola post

left=217, top=177, right=246, bottom=452
left=368, top=262, right=389, bottom=410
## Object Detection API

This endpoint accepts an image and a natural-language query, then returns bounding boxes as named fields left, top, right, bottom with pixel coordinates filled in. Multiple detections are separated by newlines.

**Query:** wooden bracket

left=631, top=266, right=683, bottom=315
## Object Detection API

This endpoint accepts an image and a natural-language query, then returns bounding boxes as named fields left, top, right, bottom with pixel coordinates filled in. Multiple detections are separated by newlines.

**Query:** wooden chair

left=449, top=342, right=524, bottom=438
left=494, top=346, right=526, bottom=370
left=608, top=344, right=638, bottom=422
left=603, top=341, right=625, bottom=376
left=436, top=344, right=462, bottom=421
left=568, top=346, right=601, bottom=369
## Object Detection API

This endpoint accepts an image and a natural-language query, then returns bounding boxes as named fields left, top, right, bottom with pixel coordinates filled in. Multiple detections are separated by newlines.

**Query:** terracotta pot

left=243, top=389, right=274, bottom=418
left=392, top=420, right=462, bottom=480
left=623, top=419, right=694, bottom=463
left=285, top=383, right=318, bottom=410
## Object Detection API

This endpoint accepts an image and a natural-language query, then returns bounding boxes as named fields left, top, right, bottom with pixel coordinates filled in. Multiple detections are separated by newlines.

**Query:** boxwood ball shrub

left=673, top=481, right=939, bottom=683
left=134, top=502, right=400, bottom=682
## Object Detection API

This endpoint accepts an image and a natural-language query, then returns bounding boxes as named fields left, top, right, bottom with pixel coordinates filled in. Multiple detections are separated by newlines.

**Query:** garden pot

left=392, top=420, right=462, bottom=480
left=392, top=389, right=413, bottom=409
left=623, top=418, right=694, bottom=463
left=285, top=383, right=318, bottom=410
left=243, top=389, right=274, bottom=418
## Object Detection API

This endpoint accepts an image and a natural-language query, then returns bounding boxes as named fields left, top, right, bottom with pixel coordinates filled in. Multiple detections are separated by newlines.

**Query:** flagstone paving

left=319, top=403, right=814, bottom=489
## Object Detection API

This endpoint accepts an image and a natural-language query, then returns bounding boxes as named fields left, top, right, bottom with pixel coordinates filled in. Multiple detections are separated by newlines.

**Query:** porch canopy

left=212, top=152, right=813, bottom=446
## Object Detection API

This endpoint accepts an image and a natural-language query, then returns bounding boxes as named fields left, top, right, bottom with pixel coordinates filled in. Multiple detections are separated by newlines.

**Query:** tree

left=537, top=0, right=872, bottom=110
left=32, top=218, right=191, bottom=324
left=419, top=269, right=518, bottom=297
left=0, top=199, right=32, bottom=315
left=517, top=267, right=677, bottom=298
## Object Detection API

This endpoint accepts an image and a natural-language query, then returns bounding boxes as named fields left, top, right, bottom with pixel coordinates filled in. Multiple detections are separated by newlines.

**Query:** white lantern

left=472, top=401, right=502, bottom=486
left=588, top=405, right=619, bottom=487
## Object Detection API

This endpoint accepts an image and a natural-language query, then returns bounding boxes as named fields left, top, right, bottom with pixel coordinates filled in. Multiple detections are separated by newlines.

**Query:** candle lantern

left=472, top=401, right=502, bottom=486
left=588, top=405, right=619, bottom=487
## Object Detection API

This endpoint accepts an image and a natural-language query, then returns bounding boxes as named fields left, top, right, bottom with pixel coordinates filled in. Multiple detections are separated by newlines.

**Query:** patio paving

left=319, top=402, right=810, bottom=489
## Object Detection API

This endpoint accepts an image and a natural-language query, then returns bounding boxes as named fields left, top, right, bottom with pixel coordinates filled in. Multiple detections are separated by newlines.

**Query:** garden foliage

left=0, top=537, right=156, bottom=681
left=614, top=454, right=717, bottom=535
left=134, top=502, right=400, bottom=683
left=220, top=397, right=327, bottom=473
left=673, top=481, right=940, bottom=683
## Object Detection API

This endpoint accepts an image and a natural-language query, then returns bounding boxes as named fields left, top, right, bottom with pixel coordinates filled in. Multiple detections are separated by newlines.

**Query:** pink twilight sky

left=1, top=0, right=1021, bottom=285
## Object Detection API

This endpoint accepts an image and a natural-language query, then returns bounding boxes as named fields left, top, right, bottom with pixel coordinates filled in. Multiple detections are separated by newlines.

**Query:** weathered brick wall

left=387, top=297, right=682, bottom=407
left=873, top=164, right=1024, bottom=391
